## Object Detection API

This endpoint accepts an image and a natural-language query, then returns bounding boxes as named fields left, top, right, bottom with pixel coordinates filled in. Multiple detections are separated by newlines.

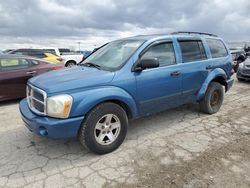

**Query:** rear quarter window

left=43, top=49, right=57, bottom=55
left=206, top=39, right=228, bottom=58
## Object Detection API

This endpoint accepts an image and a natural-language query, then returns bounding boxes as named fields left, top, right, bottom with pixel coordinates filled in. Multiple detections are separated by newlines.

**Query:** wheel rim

left=67, top=62, right=75, bottom=67
left=94, top=114, right=121, bottom=146
left=210, top=90, right=220, bottom=107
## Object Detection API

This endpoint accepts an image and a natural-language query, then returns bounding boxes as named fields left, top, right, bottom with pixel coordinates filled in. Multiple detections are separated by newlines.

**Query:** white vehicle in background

left=43, top=48, right=84, bottom=67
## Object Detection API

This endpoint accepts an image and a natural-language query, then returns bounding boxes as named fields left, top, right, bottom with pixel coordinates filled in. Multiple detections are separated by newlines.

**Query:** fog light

left=39, top=126, right=48, bottom=136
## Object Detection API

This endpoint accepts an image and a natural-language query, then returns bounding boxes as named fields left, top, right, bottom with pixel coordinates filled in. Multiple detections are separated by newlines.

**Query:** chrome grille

left=242, top=70, right=250, bottom=75
left=27, top=84, right=47, bottom=115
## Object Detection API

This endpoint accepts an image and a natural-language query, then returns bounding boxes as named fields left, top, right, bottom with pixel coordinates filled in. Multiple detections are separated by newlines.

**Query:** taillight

left=52, top=66, right=64, bottom=70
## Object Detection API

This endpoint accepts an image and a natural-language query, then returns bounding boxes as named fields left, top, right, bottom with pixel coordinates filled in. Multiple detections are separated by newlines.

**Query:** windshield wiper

left=81, top=62, right=101, bottom=70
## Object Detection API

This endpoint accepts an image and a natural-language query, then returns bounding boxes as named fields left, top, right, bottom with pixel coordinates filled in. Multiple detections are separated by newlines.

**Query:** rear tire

left=199, top=82, right=224, bottom=114
left=66, top=61, right=76, bottom=67
left=78, top=102, right=128, bottom=154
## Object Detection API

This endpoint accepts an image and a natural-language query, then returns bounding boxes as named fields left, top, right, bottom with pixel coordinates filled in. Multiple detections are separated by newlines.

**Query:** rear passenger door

left=177, top=39, right=211, bottom=103
left=135, top=41, right=182, bottom=116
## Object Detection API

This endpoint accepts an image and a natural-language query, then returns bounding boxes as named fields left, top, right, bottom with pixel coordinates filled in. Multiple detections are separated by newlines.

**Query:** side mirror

left=237, top=54, right=246, bottom=62
left=134, top=58, right=159, bottom=71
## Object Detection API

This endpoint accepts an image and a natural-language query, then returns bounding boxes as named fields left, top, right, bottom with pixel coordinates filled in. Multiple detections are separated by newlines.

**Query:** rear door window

left=206, top=39, right=228, bottom=58
left=179, top=40, right=207, bottom=63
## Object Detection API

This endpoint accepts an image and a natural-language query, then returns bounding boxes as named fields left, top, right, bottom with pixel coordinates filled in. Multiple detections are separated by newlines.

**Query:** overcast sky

left=0, top=0, right=249, bottom=50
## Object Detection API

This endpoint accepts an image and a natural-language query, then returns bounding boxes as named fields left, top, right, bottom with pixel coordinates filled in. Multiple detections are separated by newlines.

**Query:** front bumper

left=237, top=70, right=250, bottom=80
left=19, top=99, right=84, bottom=139
left=226, top=77, right=234, bottom=91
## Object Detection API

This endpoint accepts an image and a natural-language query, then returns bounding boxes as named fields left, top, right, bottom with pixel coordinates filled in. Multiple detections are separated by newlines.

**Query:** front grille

left=242, top=70, right=250, bottom=75
left=27, top=84, right=47, bottom=115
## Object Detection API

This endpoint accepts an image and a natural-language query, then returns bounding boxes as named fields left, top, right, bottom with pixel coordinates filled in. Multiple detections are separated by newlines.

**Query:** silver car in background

left=237, top=57, right=250, bottom=81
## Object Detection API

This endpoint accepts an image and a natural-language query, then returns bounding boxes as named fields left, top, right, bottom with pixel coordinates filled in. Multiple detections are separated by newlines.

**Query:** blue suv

left=19, top=32, right=234, bottom=154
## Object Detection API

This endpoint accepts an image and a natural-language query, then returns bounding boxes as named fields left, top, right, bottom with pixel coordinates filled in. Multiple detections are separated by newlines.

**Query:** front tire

left=199, top=82, right=224, bottom=114
left=237, top=77, right=245, bottom=82
left=78, top=102, right=128, bottom=154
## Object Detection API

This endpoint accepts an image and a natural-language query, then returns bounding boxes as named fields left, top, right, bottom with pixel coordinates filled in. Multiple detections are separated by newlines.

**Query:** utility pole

left=78, top=42, right=81, bottom=51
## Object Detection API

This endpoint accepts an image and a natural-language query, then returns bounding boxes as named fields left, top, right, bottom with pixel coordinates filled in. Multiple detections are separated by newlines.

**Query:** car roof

left=0, top=54, right=44, bottom=61
left=12, top=48, right=44, bottom=51
left=122, top=32, right=219, bottom=41
left=0, top=54, right=56, bottom=64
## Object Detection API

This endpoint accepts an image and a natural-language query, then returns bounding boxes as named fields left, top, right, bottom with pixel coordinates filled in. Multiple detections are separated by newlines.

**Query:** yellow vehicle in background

left=8, top=49, right=64, bottom=64
left=43, top=53, right=63, bottom=63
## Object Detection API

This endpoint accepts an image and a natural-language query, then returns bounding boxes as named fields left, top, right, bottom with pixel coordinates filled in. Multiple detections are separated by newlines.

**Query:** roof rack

left=171, top=31, right=218, bottom=37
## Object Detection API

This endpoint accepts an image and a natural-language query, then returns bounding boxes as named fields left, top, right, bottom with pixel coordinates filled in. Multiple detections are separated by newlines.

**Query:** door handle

left=206, top=65, right=213, bottom=70
left=26, top=71, right=37, bottom=75
left=170, top=71, right=181, bottom=77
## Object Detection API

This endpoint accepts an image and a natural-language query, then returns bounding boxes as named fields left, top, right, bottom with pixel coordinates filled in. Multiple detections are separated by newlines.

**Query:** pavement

left=0, top=78, right=250, bottom=188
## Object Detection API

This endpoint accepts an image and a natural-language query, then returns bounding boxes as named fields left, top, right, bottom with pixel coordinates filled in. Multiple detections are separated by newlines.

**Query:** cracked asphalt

left=0, top=78, right=250, bottom=188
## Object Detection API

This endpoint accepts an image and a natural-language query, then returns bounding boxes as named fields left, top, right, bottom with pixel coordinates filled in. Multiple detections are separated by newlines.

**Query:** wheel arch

left=211, top=76, right=228, bottom=91
left=70, top=86, right=138, bottom=119
left=103, top=99, right=133, bottom=119
left=65, top=60, right=77, bottom=66
left=196, top=68, right=228, bottom=101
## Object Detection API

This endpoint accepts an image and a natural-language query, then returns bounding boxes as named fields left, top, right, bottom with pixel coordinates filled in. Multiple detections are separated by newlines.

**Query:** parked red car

left=0, top=55, right=64, bottom=101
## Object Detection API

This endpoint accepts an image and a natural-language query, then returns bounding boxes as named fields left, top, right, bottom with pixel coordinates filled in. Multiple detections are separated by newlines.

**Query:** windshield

left=81, top=40, right=144, bottom=70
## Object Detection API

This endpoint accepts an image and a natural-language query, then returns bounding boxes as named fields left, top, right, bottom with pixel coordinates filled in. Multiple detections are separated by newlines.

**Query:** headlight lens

left=47, top=95, right=73, bottom=118
left=239, top=63, right=244, bottom=69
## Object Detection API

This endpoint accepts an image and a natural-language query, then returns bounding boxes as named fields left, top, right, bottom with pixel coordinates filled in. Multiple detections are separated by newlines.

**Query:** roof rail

left=171, top=31, right=218, bottom=37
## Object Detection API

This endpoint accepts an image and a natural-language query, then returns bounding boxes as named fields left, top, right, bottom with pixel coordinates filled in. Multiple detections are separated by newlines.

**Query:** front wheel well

left=86, top=100, right=133, bottom=120
left=104, top=100, right=133, bottom=119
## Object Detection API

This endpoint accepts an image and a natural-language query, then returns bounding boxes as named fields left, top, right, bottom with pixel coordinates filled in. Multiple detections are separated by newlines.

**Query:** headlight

left=47, top=95, right=73, bottom=118
left=239, top=63, right=244, bottom=69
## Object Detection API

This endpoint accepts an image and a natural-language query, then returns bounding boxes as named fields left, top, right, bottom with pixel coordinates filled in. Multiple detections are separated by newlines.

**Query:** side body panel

left=0, top=68, right=31, bottom=100
left=0, top=60, right=54, bottom=101
left=69, top=86, right=138, bottom=118
left=173, top=37, right=212, bottom=103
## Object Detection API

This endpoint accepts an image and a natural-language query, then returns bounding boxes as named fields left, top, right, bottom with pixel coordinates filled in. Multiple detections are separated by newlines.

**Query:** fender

left=69, top=86, right=138, bottom=118
left=196, top=68, right=227, bottom=101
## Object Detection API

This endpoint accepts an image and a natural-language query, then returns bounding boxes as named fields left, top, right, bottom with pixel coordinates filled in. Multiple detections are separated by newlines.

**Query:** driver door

left=135, top=41, right=182, bottom=116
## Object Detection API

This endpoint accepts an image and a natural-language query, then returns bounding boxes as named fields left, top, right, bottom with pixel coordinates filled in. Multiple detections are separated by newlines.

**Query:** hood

left=29, top=66, right=115, bottom=94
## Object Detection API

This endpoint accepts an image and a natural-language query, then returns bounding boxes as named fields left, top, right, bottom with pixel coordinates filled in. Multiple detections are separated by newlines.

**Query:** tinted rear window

left=206, top=39, right=228, bottom=58
left=43, top=49, right=56, bottom=55
left=179, top=40, right=207, bottom=63
left=59, top=48, right=70, bottom=53
left=27, top=51, right=46, bottom=58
